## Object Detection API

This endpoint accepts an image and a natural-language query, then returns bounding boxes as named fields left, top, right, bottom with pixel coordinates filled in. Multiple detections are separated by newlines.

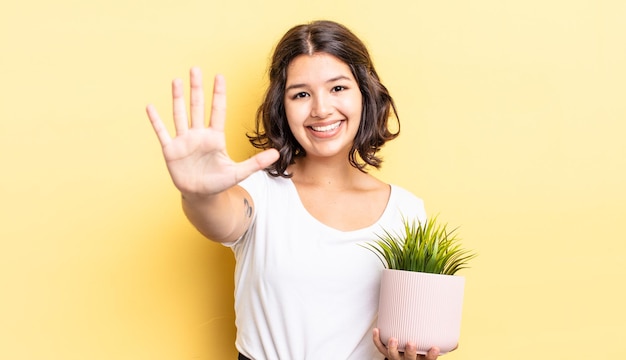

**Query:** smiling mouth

left=310, top=121, right=342, bottom=132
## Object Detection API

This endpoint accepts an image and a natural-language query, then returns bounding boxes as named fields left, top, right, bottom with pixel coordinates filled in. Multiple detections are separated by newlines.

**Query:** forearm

left=181, top=185, right=253, bottom=243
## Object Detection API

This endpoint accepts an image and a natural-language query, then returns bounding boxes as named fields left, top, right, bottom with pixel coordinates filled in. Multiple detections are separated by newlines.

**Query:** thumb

left=235, top=149, right=280, bottom=181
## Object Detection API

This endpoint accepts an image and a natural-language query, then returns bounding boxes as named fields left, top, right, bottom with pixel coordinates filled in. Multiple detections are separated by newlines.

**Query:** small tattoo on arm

left=243, top=198, right=253, bottom=218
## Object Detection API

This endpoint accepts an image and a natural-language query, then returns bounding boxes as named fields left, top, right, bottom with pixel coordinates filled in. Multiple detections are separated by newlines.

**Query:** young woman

left=147, top=20, right=442, bottom=360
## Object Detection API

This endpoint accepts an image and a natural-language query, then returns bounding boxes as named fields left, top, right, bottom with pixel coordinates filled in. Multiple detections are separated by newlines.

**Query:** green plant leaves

left=362, top=215, right=476, bottom=275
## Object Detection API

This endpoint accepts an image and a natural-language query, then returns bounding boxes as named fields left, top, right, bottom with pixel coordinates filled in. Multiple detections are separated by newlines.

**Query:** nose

left=311, top=94, right=333, bottom=119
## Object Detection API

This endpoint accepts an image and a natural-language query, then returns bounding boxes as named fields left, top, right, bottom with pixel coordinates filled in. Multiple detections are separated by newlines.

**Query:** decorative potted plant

left=363, top=215, right=475, bottom=355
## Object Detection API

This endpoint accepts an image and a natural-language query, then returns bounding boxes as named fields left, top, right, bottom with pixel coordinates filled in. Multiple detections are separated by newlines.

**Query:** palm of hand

left=161, top=127, right=237, bottom=196
left=146, top=68, right=278, bottom=197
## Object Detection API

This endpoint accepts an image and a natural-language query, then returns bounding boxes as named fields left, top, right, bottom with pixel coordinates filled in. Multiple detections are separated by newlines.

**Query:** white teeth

left=311, top=121, right=341, bottom=132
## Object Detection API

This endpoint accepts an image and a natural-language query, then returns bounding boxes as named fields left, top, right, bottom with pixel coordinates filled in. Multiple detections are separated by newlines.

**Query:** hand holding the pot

left=373, top=328, right=441, bottom=360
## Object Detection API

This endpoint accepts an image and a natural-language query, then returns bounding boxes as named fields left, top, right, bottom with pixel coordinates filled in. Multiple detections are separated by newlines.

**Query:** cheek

left=284, top=101, right=309, bottom=125
left=284, top=108, right=296, bottom=130
left=284, top=107, right=302, bottom=137
left=342, top=96, right=363, bottom=120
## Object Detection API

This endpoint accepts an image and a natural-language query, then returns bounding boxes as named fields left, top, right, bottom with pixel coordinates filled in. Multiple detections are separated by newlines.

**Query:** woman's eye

left=332, top=85, right=346, bottom=92
left=293, top=92, right=309, bottom=99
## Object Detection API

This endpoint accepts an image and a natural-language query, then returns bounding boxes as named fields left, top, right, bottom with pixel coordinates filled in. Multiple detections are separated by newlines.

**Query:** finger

left=386, top=338, right=400, bottom=360
left=235, top=149, right=279, bottom=182
left=424, top=347, right=440, bottom=360
left=209, top=74, right=227, bottom=132
left=372, top=328, right=389, bottom=356
left=404, top=342, right=418, bottom=359
left=171, top=78, right=189, bottom=135
left=189, top=67, right=205, bottom=129
left=146, top=104, right=172, bottom=146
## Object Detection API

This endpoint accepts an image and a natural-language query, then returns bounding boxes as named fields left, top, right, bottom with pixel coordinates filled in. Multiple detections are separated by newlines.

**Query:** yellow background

left=1, top=0, right=625, bottom=359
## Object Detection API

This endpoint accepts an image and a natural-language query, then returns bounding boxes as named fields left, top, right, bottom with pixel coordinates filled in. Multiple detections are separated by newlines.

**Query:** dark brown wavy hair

left=248, top=20, right=400, bottom=177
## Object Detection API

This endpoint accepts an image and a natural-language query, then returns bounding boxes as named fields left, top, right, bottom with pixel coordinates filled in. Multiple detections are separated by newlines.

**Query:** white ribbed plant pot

left=377, top=269, right=465, bottom=355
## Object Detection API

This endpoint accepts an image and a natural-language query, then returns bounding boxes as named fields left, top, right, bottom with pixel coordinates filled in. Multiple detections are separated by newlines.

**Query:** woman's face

left=283, top=52, right=363, bottom=161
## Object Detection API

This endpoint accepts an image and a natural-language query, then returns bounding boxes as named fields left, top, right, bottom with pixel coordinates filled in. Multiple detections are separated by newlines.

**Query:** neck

left=289, top=156, right=364, bottom=188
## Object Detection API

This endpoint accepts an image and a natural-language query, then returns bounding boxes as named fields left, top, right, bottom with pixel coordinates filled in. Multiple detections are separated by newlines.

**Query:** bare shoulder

left=357, top=172, right=389, bottom=191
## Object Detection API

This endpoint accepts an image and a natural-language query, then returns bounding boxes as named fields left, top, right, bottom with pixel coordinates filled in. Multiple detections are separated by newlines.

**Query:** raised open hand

left=146, top=67, right=279, bottom=198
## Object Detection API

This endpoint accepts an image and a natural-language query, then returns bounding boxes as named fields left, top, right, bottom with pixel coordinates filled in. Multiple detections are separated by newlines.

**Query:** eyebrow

left=285, top=75, right=353, bottom=91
